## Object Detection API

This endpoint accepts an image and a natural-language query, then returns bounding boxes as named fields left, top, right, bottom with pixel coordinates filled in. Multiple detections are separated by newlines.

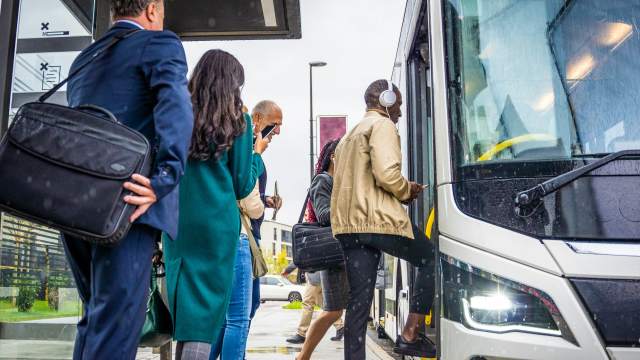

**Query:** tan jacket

left=331, top=111, right=413, bottom=239
left=238, top=183, right=264, bottom=236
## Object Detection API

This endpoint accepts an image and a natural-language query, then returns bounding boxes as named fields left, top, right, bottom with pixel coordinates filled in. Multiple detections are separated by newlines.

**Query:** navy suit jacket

left=66, top=22, right=193, bottom=240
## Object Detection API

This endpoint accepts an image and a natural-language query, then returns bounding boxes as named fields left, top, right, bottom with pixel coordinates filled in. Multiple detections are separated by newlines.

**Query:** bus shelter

left=0, top=0, right=300, bottom=357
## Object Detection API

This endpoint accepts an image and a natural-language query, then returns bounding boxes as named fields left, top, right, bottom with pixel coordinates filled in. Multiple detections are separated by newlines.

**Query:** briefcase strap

left=38, top=29, right=141, bottom=103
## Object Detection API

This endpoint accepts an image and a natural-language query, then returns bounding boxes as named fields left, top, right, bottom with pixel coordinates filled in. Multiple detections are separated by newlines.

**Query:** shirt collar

left=366, top=109, right=390, bottom=119
left=114, top=19, right=145, bottom=30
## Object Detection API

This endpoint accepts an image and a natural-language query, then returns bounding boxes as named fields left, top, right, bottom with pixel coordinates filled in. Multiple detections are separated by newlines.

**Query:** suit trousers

left=62, top=224, right=157, bottom=360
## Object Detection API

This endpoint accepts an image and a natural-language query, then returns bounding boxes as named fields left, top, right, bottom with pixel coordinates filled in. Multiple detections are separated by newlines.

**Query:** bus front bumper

left=439, top=236, right=613, bottom=359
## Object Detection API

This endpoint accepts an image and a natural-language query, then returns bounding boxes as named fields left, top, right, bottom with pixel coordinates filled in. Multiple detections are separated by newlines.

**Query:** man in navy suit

left=61, top=1, right=193, bottom=359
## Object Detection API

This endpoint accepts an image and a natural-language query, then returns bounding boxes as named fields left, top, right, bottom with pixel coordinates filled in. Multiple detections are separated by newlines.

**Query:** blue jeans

left=211, top=235, right=253, bottom=360
left=250, top=276, right=260, bottom=319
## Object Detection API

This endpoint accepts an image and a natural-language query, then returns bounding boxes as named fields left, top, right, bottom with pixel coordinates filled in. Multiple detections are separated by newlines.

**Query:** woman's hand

left=254, top=130, right=271, bottom=154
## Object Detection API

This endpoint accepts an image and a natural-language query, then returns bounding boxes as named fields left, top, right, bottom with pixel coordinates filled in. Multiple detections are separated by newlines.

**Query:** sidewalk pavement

left=241, top=302, right=394, bottom=360
left=0, top=302, right=394, bottom=360
left=139, top=301, right=395, bottom=360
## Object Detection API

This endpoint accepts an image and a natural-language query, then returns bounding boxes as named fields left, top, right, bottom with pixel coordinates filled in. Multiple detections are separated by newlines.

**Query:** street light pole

left=308, top=61, right=327, bottom=184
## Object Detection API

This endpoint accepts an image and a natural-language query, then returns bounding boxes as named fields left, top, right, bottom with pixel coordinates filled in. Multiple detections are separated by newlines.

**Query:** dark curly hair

left=188, top=50, right=246, bottom=161
left=315, top=138, right=341, bottom=175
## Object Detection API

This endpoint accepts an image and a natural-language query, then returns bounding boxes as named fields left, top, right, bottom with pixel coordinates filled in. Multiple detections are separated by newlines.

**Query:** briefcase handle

left=76, top=104, right=119, bottom=123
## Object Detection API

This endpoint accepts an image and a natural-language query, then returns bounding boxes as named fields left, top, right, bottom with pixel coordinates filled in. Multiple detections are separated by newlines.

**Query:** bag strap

left=38, top=29, right=141, bottom=103
left=297, top=190, right=311, bottom=224
left=298, top=174, right=320, bottom=223
left=240, top=212, right=262, bottom=258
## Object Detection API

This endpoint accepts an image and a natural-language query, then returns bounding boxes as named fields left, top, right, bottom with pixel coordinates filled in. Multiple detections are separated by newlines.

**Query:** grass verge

left=282, top=301, right=321, bottom=310
left=0, top=300, right=80, bottom=323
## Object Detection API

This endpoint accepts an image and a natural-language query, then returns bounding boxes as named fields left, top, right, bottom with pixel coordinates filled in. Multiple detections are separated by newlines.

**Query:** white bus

left=374, top=1, right=640, bottom=359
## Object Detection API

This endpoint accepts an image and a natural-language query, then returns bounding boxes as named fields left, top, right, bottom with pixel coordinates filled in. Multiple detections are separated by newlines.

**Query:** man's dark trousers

left=62, top=226, right=156, bottom=359
left=337, top=224, right=436, bottom=360
left=62, top=20, right=193, bottom=360
left=249, top=169, right=268, bottom=319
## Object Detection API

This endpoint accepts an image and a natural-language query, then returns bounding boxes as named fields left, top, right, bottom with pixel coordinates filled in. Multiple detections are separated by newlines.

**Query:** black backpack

left=0, top=29, right=152, bottom=246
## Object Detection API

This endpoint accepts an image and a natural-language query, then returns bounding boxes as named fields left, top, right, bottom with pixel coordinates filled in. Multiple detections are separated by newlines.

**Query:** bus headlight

left=440, top=255, right=577, bottom=345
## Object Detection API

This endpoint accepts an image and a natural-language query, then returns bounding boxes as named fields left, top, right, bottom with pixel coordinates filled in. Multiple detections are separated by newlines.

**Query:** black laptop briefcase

left=292, top=187, right=345, bottom=272
left=0, top=29, right=151, bottom=246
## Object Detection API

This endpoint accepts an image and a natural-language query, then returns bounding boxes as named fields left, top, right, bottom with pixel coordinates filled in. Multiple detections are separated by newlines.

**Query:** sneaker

left=286, top=334, right=306, bottom=344
left=393, top=335, right=436, bottom=358
left=330, top=327, right=344, bottom=341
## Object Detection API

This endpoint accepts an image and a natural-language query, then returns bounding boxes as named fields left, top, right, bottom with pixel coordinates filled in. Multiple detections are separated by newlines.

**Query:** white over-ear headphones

left=379, top=79, right=397, bottom=108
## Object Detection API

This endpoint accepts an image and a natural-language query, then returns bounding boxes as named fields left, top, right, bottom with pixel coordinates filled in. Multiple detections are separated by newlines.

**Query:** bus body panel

left=438, top=185, right=562, bottom=275
left=544, top=240, right=640, bottom=279
left=428, top=0, right=454, bottom=186
left=440, top=235, right=609, bottom=358
left=440, top=319, right=605, bottom=360
left=607, top=348, right=640, bottom=360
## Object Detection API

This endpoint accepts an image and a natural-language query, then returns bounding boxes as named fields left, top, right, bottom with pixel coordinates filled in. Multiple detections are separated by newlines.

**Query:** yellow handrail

left=477, top=133, right=556, bottom=161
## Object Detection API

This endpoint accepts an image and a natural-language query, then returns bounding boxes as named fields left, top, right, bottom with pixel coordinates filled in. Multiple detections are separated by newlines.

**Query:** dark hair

left=189, top=49, right=246, bottom=161
left=110, top=0, right=160, bottom=18
left=315, top=139, right=341, bottom=175
left=364, top=79, right=399, bottom=109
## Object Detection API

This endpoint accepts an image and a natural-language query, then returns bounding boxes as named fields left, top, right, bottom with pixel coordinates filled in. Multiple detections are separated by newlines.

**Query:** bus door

left=405, top=24, right=437, bottom=341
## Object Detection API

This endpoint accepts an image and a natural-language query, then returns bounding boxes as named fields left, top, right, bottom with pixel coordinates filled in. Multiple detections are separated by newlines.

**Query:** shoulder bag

left=0, top=29, right=153, bottom=246
left=139, top=259, right=173, bottom=348
left=240, top=213, right=269, bottom=278
left=291, top=186, right=345, bottom=272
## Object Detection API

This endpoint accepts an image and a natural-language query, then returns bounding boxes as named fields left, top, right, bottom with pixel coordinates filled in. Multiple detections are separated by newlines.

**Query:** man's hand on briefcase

left=123, top=174, right=158, bottom=223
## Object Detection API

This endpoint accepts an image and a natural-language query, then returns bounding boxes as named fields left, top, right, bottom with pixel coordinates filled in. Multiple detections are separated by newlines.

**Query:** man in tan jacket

left=331, top=80, right=436, bottom=359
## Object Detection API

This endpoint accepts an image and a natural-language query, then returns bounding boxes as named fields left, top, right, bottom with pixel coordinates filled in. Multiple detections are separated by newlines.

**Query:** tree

left=274, top=250, right=289, bottom=275
left=265, top=250, right=290, bottom=275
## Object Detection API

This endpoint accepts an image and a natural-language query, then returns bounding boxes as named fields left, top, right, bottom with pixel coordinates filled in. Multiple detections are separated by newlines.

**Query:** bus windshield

left=444, top=0, right=640, bottom=168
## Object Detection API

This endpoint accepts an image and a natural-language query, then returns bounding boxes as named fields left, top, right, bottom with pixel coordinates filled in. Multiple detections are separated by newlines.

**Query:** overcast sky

left=183, top=0, right=407, bottom=225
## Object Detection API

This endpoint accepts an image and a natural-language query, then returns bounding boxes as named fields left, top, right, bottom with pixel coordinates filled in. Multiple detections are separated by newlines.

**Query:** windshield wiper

left=515, top=149, right=640, bottom=211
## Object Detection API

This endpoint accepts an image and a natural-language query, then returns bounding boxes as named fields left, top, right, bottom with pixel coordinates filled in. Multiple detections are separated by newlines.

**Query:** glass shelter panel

left=1, top=0, right=94, bottom=357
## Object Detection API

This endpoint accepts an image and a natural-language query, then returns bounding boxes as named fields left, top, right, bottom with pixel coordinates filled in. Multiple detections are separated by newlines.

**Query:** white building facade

left=258, top=220, right=293, bottom=261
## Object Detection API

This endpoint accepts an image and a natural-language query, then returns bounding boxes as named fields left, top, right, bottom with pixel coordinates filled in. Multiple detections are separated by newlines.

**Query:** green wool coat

left=162, top=114, right=264, bottom=343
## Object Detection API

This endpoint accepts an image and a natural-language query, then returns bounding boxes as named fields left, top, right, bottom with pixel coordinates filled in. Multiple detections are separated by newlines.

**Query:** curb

left=366, top=334, right=396, bottom=360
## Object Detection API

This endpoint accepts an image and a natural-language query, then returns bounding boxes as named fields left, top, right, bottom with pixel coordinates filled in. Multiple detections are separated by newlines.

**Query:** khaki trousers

left=296, top=281, right=344, bottom=336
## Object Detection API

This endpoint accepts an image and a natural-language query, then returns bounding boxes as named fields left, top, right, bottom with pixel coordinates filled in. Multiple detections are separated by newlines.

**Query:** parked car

left=260, top=275, right=304, bottom=303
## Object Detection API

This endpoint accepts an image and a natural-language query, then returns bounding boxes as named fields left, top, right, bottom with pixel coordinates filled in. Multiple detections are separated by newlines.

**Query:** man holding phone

left=248, top=100, right=284, bottom=320
left=331, top=80, right=437, bottom=359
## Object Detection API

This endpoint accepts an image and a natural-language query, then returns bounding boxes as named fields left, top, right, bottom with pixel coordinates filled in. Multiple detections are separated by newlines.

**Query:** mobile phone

left=261, top=125, right=276, bottom=139
left=254, top=125, right=276, bottom=143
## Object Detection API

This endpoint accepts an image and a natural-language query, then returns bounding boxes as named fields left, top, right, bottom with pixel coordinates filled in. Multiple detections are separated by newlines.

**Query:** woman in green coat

left=162, top=50, right=267, bottom=359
